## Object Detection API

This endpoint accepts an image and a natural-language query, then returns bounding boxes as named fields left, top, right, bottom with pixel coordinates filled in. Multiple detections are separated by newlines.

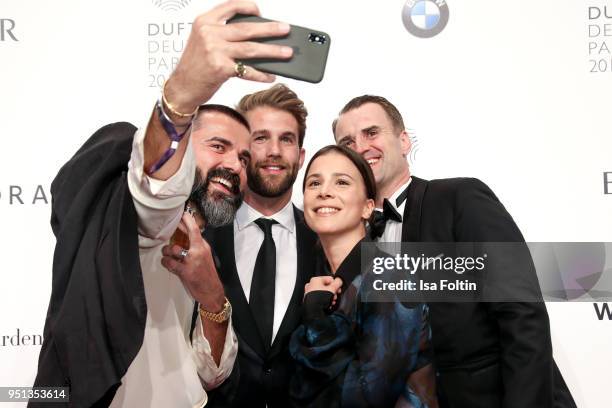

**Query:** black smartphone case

left=227, top=14, right=331, bottom=83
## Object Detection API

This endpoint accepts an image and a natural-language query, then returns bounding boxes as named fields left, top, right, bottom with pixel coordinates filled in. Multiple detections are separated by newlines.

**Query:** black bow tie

left=369, top=185, right=410, bottom=239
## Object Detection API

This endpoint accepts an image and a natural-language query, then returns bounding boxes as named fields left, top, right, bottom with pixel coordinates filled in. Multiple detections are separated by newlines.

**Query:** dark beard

left=189, top=167, right=243, bottom=228
left=247, top=159, right=299, bottom=198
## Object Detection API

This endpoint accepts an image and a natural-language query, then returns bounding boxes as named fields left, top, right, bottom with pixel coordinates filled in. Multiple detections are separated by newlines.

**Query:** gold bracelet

left=199, top=297, right=232, bottom=323
left=162, top=79, right=199, bottom=119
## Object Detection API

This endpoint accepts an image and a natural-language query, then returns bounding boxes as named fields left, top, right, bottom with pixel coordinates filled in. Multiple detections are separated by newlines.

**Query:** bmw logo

left=402, top=0, right=450, bottom=38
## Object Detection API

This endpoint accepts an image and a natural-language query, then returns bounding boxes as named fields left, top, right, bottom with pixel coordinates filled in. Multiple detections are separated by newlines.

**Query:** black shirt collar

left=323, top=236, right=376, bottom=292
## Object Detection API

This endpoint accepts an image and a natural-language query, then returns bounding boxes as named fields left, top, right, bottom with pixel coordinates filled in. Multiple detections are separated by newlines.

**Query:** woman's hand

left=305, top=276, right=343, bottom=306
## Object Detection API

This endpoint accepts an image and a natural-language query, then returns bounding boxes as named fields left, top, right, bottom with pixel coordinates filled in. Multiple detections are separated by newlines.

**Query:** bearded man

left=204, top=84, right=318, bottom=408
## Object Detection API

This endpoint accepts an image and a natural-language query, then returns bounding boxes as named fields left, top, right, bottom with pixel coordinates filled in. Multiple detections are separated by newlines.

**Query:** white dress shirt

left=233, top=200, right=297, bottom=343
left=376, top=178, right=412, bottom=243
left=110, top=128, right=238, bottom=408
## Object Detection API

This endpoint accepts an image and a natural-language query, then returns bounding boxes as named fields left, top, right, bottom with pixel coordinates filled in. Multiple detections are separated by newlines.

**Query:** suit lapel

left=402, top=176, right=428, bottom=242
left=206, top=225, right=267, bottom=358
left=269, top=206, right=316, bottom=359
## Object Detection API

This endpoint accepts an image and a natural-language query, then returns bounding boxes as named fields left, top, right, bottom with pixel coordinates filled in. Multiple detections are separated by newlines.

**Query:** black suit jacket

left=204, top=207, right=318, bottom=408
left=400, top=176, right=575, bottom=408
left=31, top=123, right=146, bottom=408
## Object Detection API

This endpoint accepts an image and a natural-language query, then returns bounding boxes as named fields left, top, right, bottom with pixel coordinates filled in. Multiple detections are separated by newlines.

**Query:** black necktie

left=369, top=185, right=410, bottom=239
left=249, top=218, right=278, bottom=350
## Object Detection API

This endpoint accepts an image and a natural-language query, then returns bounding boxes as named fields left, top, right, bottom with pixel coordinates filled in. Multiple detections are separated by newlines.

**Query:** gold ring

left=234, top=61, right=247, bottom=78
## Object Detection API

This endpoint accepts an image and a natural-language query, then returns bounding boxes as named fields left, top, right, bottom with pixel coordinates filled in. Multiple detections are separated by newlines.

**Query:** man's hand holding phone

left=164, top=0, right=294, bottom=115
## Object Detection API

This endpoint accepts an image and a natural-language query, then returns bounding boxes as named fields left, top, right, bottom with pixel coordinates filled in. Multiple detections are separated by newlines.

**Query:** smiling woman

left=302, top=145, right=375, bottom=243
left=290, top=145, right=438, bottom=408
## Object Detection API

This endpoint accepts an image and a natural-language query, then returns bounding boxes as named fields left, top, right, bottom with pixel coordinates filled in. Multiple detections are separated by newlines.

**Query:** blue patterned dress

left=289, top=238, right=435, bottom=407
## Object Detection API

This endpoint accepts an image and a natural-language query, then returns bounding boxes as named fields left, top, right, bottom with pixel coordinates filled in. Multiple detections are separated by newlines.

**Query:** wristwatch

left=198, top=297, right=232, bottom=323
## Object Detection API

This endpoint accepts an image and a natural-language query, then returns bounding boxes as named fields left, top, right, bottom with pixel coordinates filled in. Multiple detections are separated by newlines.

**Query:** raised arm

left=144, top=0, right=292, bottom=182
left=132, top=0, right=292, bottom=242
left=132, top=0, right=294, bottom=387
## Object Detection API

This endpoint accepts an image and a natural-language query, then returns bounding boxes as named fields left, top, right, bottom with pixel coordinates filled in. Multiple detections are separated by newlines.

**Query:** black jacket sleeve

left=31, top=123, right=146, bottom=408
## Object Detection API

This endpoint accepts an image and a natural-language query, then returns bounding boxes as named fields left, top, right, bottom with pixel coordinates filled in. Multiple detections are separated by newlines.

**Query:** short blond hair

left=237, top=84, right=308, bottom=147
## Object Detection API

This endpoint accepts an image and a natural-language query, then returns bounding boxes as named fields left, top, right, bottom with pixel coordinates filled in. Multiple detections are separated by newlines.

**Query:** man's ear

left=399, top=130, right=411, bottom=158
left=332, top=118, right=339, bottom=142
left=298, top=147, right=306, bottom=170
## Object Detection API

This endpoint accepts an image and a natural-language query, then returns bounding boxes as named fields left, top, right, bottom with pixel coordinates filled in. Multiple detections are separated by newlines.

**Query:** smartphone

left=227, top=14, right=331, bottom=84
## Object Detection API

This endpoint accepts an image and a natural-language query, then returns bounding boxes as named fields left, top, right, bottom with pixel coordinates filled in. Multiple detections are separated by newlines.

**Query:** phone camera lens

left=309, top=33, right=326, bottom=45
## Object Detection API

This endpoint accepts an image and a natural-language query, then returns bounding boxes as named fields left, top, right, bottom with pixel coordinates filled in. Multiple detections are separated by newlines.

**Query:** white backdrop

left=1, top=0, right=611, bottom=406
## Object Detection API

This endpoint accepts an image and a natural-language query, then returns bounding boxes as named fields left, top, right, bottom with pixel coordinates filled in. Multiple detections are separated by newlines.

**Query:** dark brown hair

left=302, top=145, right=376, bottom=201
left=237, top=84, right=307, bottom=147
left=194, top=104, right=250, bottom=131
left=332, top=95, right=405, bottom=135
